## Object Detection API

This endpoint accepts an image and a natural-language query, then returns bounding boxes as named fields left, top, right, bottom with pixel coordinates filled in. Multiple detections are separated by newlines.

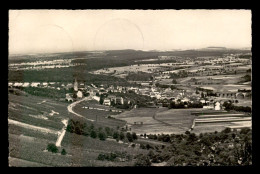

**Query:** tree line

left=66, top=119, right=137, bottom=142
left=223, top=101, right=251, bottom=113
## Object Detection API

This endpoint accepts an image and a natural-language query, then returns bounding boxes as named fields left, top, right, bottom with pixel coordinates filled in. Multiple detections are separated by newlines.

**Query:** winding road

left=55, top=95, right=95, bottom=147
left=67, top=95, right=95, bottom=122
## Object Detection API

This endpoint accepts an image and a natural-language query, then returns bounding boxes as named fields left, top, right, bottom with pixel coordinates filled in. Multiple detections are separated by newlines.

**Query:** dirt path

left=55, top=119, right=68, bottom=147
left=8, top=119, right=57, bottom=134
left=67, top=96, right=95, bottom=122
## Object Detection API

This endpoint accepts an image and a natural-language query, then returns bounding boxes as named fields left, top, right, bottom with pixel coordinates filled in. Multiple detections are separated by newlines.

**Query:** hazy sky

left=9, top=10, right=251, bottom=54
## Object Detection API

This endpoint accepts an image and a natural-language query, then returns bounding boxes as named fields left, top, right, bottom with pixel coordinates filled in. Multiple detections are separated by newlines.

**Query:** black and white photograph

left=8, top=9, right=252, bottom=167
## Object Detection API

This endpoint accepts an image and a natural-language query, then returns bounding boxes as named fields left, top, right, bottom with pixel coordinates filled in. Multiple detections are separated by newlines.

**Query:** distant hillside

left=9, top=48, right=251, bottom=64
left=206, top=47, right=227, bottom=49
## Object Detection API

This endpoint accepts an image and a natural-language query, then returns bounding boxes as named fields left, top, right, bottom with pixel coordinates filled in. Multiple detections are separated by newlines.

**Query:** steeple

left=74, top=78, right=78, bottom=91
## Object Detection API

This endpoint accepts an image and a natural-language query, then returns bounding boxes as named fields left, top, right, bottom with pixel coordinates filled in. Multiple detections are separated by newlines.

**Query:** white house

left=215, top=101, right=221, bottom=110
left=93, top=96, right=100, bottom=102
left=77, top=91, right=83, bottom=98
left=103, top=99, right=111, bottom=106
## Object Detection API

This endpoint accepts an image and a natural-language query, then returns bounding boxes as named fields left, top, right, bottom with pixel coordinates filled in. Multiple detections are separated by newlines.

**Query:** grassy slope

left=72, top=100, right=126, bottom=129
left=8, top=91, right=148, bottom=166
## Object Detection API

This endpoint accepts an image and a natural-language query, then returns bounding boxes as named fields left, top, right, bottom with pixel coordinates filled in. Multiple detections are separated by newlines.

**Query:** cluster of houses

left=9, top=77, right=232, bottom=110
left=9, top=58, right=87, bottom=71
left=8, top=82, right=61, bottom=90
left=103, top=96, right=124, bottom=106
left=194, top=54, right=251, bottom=66
left=61, top=78, right=206, bottom=108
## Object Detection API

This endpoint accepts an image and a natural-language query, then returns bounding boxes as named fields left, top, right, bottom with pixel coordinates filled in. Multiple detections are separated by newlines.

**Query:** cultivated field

left=192, top=112, right=251, bottom=134
left=115, top=107, right=212, bottom=135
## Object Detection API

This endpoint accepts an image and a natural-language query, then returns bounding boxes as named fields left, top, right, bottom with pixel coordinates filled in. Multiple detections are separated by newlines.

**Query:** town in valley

left=8, top=10, right=252, bottom=167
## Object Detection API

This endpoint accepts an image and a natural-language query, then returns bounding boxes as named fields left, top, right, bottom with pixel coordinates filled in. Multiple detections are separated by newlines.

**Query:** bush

left=47, top=143, right=58, bottom=153
left=98, top=131, right=107, bottom=141
left=105, top=127, right=112, bottom=136
left=97, top=153, right=107, bottom=161
left=148, top=150, right=155, bottom=157
left=222, top=128, right=232, bottom=134
left=132, top=132, right=138, bottom=140
left=186, top=133, right=198, bottom=144
left=97, top=153, right=118, bottom=161
left=66, top=119, right=87, bottom=135
left=90, top=130, right=97, bottom=138
left=140, top=143, right=146, bottom=149
left=119, top=132, right=125, bottom=140
left=146, top=144, right=153, bottom=150
left=240, top=128, right=251, bottom=135
left=113, top=131, right=119, bottom=139
left=61, top=149, right=67, bottom=155
left=134, top=154, right=151, bottom=166
left=126, top=132, right=133, bottom=142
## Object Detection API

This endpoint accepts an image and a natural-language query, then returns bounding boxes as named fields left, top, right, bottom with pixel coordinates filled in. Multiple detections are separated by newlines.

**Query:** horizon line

left=9, top=46, right=252, bottom=56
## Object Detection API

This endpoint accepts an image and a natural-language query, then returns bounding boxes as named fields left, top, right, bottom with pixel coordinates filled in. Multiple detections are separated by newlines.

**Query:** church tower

left=74, top=78, right=78, bottom=92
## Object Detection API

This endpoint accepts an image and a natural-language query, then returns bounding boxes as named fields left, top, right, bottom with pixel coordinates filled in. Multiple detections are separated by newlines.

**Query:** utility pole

left=96, top=115, right=97, bottom=122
